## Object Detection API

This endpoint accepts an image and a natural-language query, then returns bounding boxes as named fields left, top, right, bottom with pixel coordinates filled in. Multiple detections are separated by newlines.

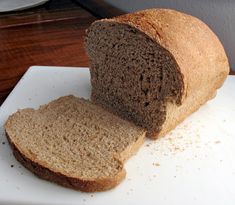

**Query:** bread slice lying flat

left=5, top=95, right=145, bottom=192
left=85, top=8, right=229, bottom=139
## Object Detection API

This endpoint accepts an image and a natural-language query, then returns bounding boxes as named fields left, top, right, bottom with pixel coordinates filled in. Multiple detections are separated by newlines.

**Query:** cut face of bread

left=86, top=21, right=183, bottom=135
left=85, top=9, right=229, bottom=139
left=5, top=95, right=145, bottom=192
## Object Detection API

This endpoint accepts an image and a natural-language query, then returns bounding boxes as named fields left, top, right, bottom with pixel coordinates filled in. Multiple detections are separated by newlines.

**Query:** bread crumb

left=215, top=141, right=221, bottom=144
left=153, top=163, right=160, bottom=167
left=2, top=141, right=5, bottom=145
left=11, top=165, right=14, bottom=168
left=90, top=194, right=93, bottom=197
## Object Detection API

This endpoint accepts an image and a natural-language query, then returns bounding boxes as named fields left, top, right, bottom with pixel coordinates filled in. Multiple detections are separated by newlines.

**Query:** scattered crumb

left=127, top=178, right=132, bottom=181
left=215, top=141, right=221, bottom=144
left=2, top=141, right=5, bottom=145
left=20, top=173, right=23, bottom=175
left=153, top=163, right=160, bottom=167
left=145, top=144, right=150, bottom=147
left=83, top=199, right=86, bottom=202
left=174, top=147, right=180, bottom=151
left=11, top=165, right=14, bottom=168
left=16, top=186, right=20, bottom=190
left=174, top=176, right=176, bottom=178
left=153, top=174, right=157, bottom=178
left=90, top=194, right=93, bottom=198
left=176, top=165, right=181, bottom=168
left=18, top=166, right=22, bottom=168
left=28, top=98, right=32, bottom=101
left=167, top=138, right=173, bottom=142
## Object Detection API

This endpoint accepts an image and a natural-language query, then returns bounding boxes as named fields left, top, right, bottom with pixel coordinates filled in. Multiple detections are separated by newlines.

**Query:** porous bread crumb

left=5, top=95, right=146, bottom=192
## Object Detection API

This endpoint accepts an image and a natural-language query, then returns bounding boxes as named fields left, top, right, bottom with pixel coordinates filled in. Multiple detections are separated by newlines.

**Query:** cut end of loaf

left=86, top=8, right=229, bottom=139
left=5, top=95, right=145, bottom=192
left=85, top=21, right=184, bottom=138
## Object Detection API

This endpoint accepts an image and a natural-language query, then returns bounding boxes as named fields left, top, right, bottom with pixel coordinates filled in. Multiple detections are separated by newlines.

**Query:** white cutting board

left=0, top=66, right=235, bottom=205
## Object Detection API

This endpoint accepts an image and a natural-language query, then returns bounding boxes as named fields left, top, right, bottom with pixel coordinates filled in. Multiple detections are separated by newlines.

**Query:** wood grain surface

left=0, top=3, right=96, bottom=104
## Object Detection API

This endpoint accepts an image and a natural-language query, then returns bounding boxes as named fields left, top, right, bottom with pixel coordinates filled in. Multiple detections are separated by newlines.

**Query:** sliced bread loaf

left=85, top=8, right=229, bottom=139
left=5, top=95, right=145, bottom=192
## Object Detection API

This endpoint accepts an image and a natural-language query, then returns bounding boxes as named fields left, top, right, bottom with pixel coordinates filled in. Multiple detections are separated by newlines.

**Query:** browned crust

left=5, top=132, right=126, bottom=192
left=147, top=91, right=217, bottom=139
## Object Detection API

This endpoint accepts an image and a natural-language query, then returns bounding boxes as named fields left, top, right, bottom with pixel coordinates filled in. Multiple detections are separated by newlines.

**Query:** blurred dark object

left=75, top=0, right=125, bottom=18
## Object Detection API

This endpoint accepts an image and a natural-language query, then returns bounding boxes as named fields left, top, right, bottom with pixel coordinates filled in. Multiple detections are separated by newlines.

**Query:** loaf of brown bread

left=5, top=95, right=145, bottom=192
left=85, top=8, right=229, bottom=139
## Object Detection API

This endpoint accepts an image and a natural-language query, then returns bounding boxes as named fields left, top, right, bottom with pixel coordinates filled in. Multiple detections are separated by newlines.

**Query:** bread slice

left=5, top=95, right=145, bottom=192
left=85, top=8, right=229, bottom=139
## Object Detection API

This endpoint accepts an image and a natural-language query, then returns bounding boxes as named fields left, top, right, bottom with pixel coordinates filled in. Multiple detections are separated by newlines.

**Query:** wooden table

left=0, top=0, right=234, bottom=105
left=0, top=0, right=97, bottom=105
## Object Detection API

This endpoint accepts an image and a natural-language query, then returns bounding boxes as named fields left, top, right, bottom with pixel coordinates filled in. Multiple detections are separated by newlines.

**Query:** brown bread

left=85, top=8, right=229, bottom=139
left=5, top=95, right=145, bottom=192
